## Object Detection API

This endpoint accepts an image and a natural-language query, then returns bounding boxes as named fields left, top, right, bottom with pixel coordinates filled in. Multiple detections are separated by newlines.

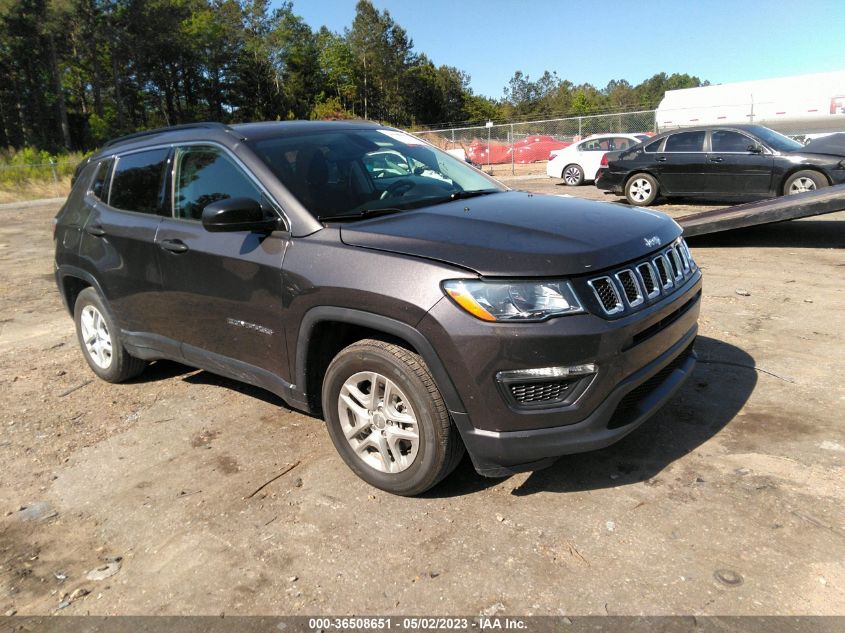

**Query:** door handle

left=85, top=225, right=106, bottom=237
left=709, top=156, right=724, bottom=163
left=159, top=239, right=189, bottom=253
left=656, top=157, right=667, bottom=162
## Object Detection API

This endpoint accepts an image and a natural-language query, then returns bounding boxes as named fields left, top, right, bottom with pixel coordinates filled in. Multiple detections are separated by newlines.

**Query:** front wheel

left=562, top=164, right=584, bottom=186
left=783, top=170, right=828, bottom=195
left=321, top=339, right=464, bottom=496
left=625, top=173, right=659, bottom=206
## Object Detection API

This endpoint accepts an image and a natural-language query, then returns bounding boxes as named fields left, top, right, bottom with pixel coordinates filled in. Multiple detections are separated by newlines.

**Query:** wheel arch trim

left=295, top=307, right=466, bottom=414
left=55, top=265, right=108, bottom=315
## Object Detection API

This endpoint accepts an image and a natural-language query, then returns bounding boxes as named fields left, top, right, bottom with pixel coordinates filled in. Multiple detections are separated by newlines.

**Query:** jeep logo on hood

left=644, top=235, right=662, bottom=248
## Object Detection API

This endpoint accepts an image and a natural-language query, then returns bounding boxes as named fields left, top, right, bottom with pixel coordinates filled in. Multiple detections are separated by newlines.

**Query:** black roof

left=654, top=124, right=769, bottom=136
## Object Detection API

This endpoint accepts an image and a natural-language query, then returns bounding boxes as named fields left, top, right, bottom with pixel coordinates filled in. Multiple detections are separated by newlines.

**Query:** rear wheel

left=321, top=339, right=464, bottom=496
left=73, top=287, right=146, bottom=382
left=562, top=164, right=584, bottom=186
left=625, top=173, right=659, bottom=206
left=784, top=170, right=828, bottom=195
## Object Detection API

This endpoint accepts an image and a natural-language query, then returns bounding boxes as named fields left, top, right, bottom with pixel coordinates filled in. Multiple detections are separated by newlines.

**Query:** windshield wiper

left=317, top=207, right=404, bottom=222
left=424, top=189, right=501, bottom=206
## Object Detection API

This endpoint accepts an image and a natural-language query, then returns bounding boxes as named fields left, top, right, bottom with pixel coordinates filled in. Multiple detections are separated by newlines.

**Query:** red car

left=512, top=136, right=572, bottom=163
left=466, top=139, right=512, bottom=165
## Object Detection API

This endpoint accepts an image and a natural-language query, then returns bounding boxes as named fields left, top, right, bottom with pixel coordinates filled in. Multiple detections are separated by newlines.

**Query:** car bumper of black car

left=595, top=168, right=625, bottom=194
left=418, top=273, right=702, bottom=477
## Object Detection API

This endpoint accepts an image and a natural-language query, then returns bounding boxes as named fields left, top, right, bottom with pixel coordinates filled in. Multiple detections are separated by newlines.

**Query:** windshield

left=749, top=126, right=804, bottom=152
left=247, top=128, right=504, bottom=220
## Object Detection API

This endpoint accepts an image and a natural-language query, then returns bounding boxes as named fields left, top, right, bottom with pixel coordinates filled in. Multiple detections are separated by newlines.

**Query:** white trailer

left=656, top=71, right=845, bottom=135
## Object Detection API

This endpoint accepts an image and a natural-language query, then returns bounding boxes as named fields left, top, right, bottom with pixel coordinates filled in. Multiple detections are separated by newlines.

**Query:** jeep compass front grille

left=586, top=238, right=696, bottom=317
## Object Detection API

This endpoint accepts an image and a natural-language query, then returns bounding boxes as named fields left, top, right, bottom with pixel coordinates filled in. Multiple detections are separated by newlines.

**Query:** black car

left=54, top=121, right=701, bottom=495
left=595, top=124, right=845, bottom=206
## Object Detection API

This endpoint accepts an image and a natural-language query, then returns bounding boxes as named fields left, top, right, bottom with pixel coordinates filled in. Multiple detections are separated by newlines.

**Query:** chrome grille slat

left=588, top=238, right=696, bottom=317
left=668, top=248, right=684, bottom=280
left=587, top=276, right=623, bottom=315
left=653, top=255, right=674, bottom=289
left=615, top=269, right=643, bottom=307
left=636, top=262, right=660, bottom=299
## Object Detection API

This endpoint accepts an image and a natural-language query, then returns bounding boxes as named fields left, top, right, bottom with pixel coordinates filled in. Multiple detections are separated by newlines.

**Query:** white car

left=546, top=133, right=651, bottom=185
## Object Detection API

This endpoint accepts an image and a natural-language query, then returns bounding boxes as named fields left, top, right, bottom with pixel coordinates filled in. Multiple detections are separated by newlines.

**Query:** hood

left=798, top=133, right=845, bottom=158
left=339, top=191, right=681, bottom=276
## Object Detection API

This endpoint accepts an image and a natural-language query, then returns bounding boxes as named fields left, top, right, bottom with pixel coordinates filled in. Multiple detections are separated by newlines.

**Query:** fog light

left=496, top=363, right=597, bottom=381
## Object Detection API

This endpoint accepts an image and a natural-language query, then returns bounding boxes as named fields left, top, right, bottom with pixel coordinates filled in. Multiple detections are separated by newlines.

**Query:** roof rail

left=102, top=122, right=235, bottom=148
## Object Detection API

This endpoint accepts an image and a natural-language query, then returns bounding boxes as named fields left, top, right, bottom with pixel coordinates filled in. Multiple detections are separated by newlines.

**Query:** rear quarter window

left=89, top=159, right=113, bottom=201
left=109, top=148, right=170, bottom=214
left=644, top=139, right=664, bottom=153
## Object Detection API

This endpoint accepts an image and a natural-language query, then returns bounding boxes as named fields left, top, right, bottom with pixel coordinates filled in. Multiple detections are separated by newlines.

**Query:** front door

left=704, top=129, right=774, bottom=195
left=153, top=145, right=290, bottom=377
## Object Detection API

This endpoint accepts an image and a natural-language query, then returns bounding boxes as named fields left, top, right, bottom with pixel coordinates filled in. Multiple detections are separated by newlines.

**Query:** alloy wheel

left=337, top=371, right=419, bottom=473
left=629, top=178, right=653, bottom=202
left=79, top=305, right=113, bottom=369
left=788, top=177, right=818, bottom=194
left=564, top=166, right=582, bottom=185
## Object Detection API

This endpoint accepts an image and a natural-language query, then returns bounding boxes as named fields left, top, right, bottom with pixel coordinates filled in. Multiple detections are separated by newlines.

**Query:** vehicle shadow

left=427, top=335, right=756, bottom=498
left=128, top=360, right=292, bottom=409
left=183, top=370, right=292, bottom=408
left=687, top=218, right=845, bottom=249
left=126, top=359, right=195, bottom=383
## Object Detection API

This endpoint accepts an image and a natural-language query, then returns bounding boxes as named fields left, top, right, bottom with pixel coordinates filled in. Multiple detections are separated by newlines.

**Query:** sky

left=289, top=0, right=845, bottom=99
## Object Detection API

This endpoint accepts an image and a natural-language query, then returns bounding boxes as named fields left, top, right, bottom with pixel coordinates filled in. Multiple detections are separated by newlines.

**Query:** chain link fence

left=415, top=110, right=657, bottom=176
left=0, top=161, right=76, bottom=203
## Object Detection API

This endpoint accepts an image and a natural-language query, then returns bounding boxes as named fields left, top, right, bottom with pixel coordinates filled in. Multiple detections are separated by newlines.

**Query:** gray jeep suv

left=54, top=121, right=701, bottom=495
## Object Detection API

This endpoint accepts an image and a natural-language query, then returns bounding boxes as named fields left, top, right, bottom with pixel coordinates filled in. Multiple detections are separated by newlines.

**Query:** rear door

left=78, top=148, right=169, bottom=334
left=704, top=129, right=774, bottom=195
left=153, top=144, right=290, bottom=376
left=655, top=130, right=708, bottom=194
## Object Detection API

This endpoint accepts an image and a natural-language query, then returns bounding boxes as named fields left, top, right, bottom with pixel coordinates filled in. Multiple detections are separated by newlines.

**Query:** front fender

left=294, top=306, right=466, bottom=415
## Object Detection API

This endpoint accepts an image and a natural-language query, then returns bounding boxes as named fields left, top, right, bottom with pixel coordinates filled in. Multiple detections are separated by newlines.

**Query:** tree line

left=0, top=0, right=707, bottom=153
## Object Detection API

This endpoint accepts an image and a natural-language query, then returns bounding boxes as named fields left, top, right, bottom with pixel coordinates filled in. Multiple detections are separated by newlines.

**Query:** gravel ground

left=0, top=188, right=843, bottom=617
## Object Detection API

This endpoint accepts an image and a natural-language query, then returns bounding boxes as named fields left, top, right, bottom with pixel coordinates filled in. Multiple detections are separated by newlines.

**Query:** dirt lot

left=0, top=186, right=843, bottom=617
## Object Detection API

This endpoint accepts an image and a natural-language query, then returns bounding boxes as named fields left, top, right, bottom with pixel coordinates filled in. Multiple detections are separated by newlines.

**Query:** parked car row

left=594, top=125, right=845, bottom=206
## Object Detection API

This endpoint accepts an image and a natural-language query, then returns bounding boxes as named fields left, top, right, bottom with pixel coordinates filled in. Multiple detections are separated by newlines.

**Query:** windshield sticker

left=377, top=129, right=424, bottom=146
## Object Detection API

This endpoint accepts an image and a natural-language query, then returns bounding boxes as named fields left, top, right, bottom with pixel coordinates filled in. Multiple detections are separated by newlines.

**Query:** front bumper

left=452, top=330, right=696, bottom=476
left=418, top=271, right=702, bottom=477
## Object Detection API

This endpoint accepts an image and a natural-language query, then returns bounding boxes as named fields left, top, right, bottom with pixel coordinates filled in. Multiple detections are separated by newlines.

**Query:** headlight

left=442, top=279, right=584, bottom=322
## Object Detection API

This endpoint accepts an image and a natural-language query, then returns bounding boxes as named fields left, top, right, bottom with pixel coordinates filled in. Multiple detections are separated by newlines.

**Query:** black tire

left=625, top=172, right=659, bottom=206
left=73, top=287, right=146, bottom=383
left=321, top=339, right=464, bottom=496
left=562, top=164, right=584, bottom=186
left=783, top=170, right=828, bottom=196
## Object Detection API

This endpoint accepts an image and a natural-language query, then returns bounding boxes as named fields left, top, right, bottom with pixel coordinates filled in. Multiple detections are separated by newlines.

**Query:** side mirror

left=747, top=144, right=764, bottom=154
left=201, top=197, right=279, bottom=233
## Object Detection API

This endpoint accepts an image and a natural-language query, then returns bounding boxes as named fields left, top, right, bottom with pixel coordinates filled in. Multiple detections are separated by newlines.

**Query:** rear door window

left=109, top=148, right=170, bottom=214
left=664, top=131, right=705, bottom=152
